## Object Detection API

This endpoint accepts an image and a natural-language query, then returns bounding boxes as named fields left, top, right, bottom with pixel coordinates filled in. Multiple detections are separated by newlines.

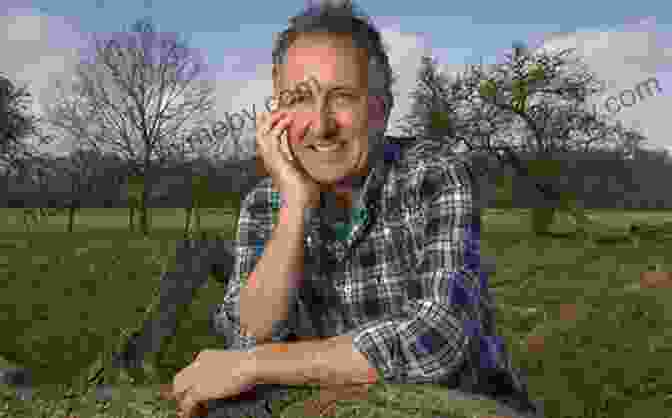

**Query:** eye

left=332, top=92, right=356, bottom=104
left=293, top=94, right=308, bottom=103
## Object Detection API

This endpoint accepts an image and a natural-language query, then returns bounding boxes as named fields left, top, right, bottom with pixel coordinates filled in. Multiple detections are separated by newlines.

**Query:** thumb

left=178, top=391, right=203, bottom=418
left=158, top=383, right=175, bottom=401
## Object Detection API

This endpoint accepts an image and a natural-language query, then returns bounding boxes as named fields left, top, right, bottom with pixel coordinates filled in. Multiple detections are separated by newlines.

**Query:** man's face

left=273, top=33, right=386, bottom=188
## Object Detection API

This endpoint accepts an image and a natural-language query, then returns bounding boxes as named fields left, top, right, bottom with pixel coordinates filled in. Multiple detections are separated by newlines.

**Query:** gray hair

left=271, top=0, right=395, bottom=119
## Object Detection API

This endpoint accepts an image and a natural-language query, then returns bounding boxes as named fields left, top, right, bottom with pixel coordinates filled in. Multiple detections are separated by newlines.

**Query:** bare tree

left=9, top=155, right=62, bottom=231
left=44, top=17, right=218, bottom=236
left=398, top=44, right=647, bottom=235
left=51, top=148, right=123, bottom=232
left=0, top=74, right=55, bottom=178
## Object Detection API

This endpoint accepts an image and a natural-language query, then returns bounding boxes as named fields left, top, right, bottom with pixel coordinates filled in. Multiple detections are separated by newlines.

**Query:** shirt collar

left=357, top=135, right=396, bottom=210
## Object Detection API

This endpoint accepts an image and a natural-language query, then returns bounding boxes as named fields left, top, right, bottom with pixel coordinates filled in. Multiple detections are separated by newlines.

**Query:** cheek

left=334, top=112, right=355, bottom=131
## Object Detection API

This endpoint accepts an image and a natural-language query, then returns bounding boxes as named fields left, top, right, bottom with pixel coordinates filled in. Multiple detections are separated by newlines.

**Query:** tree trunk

left=140, top=205, right=149, bottom=237
left=23, top=209, right=36, bottom=233
left=128, top=201, right=136, bottom=233
left=530, top=207, right=556, bottom=235
left=183, top=206, right=193, bottom=239
left=494, top=174, right=514, bottom=209
left=67, top=203, right=78, bottom=233
left=194, top=199, right=201, bottom=237
left=140, top=186, right=150, bottom=236
left=499, top=149, right=585, bottom=236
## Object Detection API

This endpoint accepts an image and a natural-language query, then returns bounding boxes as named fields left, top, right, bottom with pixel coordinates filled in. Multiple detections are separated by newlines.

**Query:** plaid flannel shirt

left=213, top=136, right=536, bottom=411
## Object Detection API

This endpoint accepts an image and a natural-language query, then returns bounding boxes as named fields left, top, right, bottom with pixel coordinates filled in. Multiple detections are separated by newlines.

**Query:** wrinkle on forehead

left=276, top=33, right=369, bottom=91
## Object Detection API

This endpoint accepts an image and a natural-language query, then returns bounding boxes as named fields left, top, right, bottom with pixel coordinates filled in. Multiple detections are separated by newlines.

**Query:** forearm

left=238, top=204, right=307, bottom=344
left=252, top=334, right=379, bottom=387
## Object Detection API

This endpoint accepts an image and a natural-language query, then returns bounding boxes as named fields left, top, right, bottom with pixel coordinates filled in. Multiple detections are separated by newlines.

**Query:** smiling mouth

left=309, top=142, right=345, bottom=152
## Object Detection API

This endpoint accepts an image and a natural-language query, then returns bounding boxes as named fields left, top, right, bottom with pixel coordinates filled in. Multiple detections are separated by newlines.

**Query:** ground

left=0, top=207, right=671, bottom=418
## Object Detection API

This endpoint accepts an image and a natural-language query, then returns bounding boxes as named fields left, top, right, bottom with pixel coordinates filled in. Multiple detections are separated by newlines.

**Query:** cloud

left=2, top=11, right=444, bottom=159
left=0, top=10, right=88, bottom=156
left=0, top=14, right=500, bottom=159
left=536, top=18, right=671, bottom=150
left=377, top=27, right=435, bottom=134
left=7, top=10, right=667, bottom=162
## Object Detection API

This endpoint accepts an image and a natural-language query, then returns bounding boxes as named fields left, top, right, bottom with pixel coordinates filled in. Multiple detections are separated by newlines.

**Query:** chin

left=309, top=169, right=351, bottom=186
left=306, top=157, right=367, bottom=187
left=296, top=139, right=369, bottom=186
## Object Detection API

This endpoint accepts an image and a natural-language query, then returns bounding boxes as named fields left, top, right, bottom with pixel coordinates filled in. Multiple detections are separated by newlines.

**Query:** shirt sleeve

left=349, top=159, right=498, bottom=384
left=211, top=185, right=298, bottom=351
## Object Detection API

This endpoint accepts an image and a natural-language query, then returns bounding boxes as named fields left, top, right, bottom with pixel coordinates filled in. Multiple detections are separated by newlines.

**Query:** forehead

left=279, top=33, right=368, bottom=89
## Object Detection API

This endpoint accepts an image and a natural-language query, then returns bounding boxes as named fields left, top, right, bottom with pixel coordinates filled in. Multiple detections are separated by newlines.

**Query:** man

left=169, top=2, right=543, bottom=418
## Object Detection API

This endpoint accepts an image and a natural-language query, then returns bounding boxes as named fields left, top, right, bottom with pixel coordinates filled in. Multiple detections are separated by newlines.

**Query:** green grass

left=1, top=208, right=671, bottom=418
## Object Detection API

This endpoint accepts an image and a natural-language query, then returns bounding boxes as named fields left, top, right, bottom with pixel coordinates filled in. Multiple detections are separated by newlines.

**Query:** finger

left=256, top=112, right=269, bottom=151
left=193, top=401, right=208, bottom=418
left=260, top=112, right=291, bottom=142
left=271, top=116, right=294, bottom=164
left=256, top=111, right=283, bottom=136
left=174, top=382, right=194, bottom=404
left=159, top=383, right=175, bottom=401
left=256, top=111, right=267, bottom=129
left=267, top=113, right=295, bottom=141
left=279, top=130, right=294, bottom=162
left=177, top=389, right=199, bottom=418
left=256, top=112, right=285, bottom=153
left=175, top=387, right=190, bottom=404
left=183, top=396, right=208, bottom=418
left=258, top=112, right=295, bottom=175
left=264, top=111, right=291, bottom=134
left=255, top=113, right=288, bottom=177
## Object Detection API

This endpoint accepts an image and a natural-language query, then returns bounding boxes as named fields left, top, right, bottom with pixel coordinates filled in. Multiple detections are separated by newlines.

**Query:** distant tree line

left=467, top=148, right=672, bottom=210
left=0, top=155, right=263, bottom=209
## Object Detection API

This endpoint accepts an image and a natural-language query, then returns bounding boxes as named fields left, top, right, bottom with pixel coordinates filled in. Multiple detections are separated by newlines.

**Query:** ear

left=367, top=95, right=387, bottom=131
left=268, top=66, right=283, bottom=112
left=272, top=65, right=282, bottom=93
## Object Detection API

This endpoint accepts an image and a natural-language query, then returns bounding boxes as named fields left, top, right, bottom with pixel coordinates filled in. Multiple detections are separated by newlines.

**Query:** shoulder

left=383, top=136, right=475, bottom=197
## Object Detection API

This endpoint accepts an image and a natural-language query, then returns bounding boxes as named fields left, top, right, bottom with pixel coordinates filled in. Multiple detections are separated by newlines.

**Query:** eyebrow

left=288, top=81, right=360, bottom=93
left=328, top=86, right=360, bottom=92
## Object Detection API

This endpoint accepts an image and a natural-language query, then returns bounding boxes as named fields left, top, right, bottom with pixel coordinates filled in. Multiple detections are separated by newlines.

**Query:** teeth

left=313, top=143, right=343, bottom=152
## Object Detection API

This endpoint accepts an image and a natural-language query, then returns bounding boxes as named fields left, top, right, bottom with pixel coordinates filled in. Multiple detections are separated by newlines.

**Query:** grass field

left=1, top=208, right=671, bottom=418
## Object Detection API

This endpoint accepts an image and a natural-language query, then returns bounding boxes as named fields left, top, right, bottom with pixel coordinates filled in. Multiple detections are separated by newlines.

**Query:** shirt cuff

left=346, top=321, right=404, bottom=383
left=212, top=304, right=295, bottom=351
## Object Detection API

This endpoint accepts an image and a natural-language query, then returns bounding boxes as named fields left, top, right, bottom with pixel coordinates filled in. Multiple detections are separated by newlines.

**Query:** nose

left=301, top=76, right=338, bottom=140
left=310, top=107, right=337, bottom=139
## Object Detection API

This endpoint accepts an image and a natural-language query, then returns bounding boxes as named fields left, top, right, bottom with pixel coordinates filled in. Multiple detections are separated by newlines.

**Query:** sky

left=1, top=0, right=671, bottom=159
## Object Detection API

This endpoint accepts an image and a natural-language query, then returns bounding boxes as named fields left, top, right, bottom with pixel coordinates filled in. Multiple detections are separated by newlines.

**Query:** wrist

left=248, top=343, right=294, bottom=386
left=279, top=200, right=314, bottom=225
left=246, top=350, right=261, bottom=385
